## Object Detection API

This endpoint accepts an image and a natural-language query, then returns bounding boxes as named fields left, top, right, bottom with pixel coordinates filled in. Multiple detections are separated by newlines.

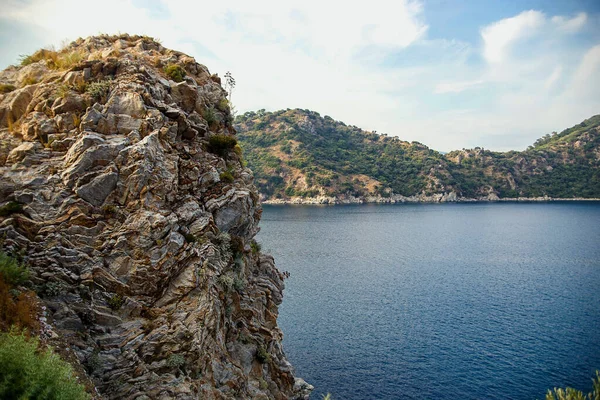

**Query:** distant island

left=236, top=110, right=600, bottom=204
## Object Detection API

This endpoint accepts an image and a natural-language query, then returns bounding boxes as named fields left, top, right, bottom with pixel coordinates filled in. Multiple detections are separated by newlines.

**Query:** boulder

left=76, top=171, right=119, bottom=206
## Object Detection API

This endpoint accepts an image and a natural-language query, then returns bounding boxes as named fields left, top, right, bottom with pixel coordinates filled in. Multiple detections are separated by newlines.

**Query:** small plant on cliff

left=256, top=345, right=271, bottom=364
left=218, top=274, right=234, bottom=291
left=164, top=64, right=186, bottom=82
left=107, top=293, right=124, bottom=311
left=86, top=79, right=112, bottom=101
left=0, top=201, right=23, bottom=217
left=219, top=170, right=234, bottom=183
left=250, top=240, right=261, bottom=255
left=208, top=134, right=237, bottom=156
left=183, top=233, right=196, bottom=243
left=167, top=353, right=186, bottom=369
left=0, top=84, right=15, bottom=94
left=202, top=107, right=218, bottom=126
left=0, top=251, right=29, bottom=286
left=0, top=328, right=90, bottom=399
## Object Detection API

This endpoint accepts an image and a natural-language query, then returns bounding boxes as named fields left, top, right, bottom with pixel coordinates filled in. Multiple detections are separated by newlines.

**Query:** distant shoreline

left=261, top=195, right=600, bottom=205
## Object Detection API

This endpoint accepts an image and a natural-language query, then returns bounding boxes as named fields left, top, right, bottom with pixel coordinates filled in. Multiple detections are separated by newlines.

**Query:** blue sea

left=257, top=202, right=600, bottom=400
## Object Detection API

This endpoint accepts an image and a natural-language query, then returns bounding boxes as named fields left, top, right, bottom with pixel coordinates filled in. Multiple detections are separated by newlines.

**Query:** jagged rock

left=6, top=141, right=42, bottom=163
left=0, top=85, right=36, bottom=126
left=105, top=92, right=146, bottom=118
left=75, top=171, right=118, bottom=206
left=0, top=34, right=309, bottom=400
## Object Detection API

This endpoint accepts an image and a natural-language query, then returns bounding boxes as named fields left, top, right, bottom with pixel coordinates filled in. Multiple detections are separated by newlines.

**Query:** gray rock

left=105, top=92, right=146, bottom=118
left=76, top=171, right=119, bottom=206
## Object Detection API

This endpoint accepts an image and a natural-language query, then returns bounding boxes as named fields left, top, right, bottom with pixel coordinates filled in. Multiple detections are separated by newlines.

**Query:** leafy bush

left=167, top=353, right=186, bottom=368
left=545, top=371, right=600, bottom=400
left=233, top=277, right=245, bottom=291
left=219, top=170, right=234, bottom=183
left=107, top=293, right=124, bottom=311
left=0, top=201, right=23, bottom=217
left=0, top=84, right=15, bottom=94
left=217, top=98, right=229, bottom=112
left=218, top=275, right=234, bottom=291
left=0, top=328, right=90, bottom=399
left=85, top=79, right=112, bottom=101
left=202, top=107, right=217, bottom=126
left=183, top=233, right=196, bottom=243
left=256, top=345, right=271, bottom=363
left=0, top=252, right=29, bottom=286
left=164, top=64, right=186, bottom=82
left=250, top=240, right=261, bottom=255
left=208, top=134, right=237, bottom=156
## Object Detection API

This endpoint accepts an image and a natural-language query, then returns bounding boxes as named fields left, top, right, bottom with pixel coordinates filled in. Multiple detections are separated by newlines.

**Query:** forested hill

left=235, top=109, right=600, bottom=202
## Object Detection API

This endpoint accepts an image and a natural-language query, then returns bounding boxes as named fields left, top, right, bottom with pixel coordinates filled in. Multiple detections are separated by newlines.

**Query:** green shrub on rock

left=208, top=134, right=237, bottom=156
left=164, top=64, right=186, bottom=82
left=0, top=201, right=23, bottom=217
left=0, top=328, right=90, bottom=400
left=0, top=252, right=29, bottom=286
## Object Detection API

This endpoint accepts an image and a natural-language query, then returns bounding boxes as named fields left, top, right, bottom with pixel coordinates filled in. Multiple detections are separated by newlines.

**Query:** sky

left=0, top=0, right=599, bottom=151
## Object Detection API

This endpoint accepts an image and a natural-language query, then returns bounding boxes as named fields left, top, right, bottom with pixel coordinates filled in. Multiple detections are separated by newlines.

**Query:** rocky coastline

left=262, top=192, right=600, bottom=205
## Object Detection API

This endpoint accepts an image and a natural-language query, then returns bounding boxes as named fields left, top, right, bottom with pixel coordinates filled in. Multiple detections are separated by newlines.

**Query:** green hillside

left=235, top=110, right=600, bottom=201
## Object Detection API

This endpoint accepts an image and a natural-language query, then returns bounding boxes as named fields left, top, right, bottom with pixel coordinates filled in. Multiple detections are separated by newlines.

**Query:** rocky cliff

left=0, top=34, right=311, bottom=399
left=235, top=109, right=600, bottom=203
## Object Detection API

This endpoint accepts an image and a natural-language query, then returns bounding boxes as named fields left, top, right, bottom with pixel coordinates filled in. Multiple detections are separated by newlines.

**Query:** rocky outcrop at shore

left=0, top=34, right=311, bottom=399
left=262, top=192, right=600, bottom=205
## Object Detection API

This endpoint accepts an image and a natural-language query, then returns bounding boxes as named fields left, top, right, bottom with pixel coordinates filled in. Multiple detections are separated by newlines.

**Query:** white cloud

left=0, top=1, right=597, bottom=152
left=544, top=65, right=563, bottom=90
left=434, top=79, right=484, bottom=94
left=551, top=12, right=588, bottom=33
left=481, top=10, right=545, bottom=64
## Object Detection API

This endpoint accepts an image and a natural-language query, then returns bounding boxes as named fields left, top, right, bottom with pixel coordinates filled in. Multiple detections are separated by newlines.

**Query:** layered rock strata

left=0, top=34, right=311, bottom=399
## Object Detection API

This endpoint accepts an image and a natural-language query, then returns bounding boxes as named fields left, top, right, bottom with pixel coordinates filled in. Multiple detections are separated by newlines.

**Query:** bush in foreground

left=0, top=328, right=90, bottom=399
left=545, top=371, right=600, bottom=400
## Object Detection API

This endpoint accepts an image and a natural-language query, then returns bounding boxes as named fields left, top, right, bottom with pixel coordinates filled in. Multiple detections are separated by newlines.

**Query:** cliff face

left=235, top=109, right=600, bottom=203
left=0, top=35, right=311, bottom=399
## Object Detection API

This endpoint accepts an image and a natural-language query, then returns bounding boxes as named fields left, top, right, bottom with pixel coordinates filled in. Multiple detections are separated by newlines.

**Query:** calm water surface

left=257, top=203, right=600, bottom=400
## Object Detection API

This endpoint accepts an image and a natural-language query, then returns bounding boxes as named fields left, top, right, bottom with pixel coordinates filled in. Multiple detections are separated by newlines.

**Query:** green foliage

left=0, top=84, right=16, bottom=94
left=545, top=371, right=600, bottom=400
left=85, top=79, right=112, bottom=101
left=0, top=252, right=29, bottom=286
left=233, top=277, right=245, bottom=292
left=0, top=328, right=90, bottom=400
left=202, top=107, right=217, bottom=126
left=256, top=345, right=271, bottom=363
left=218, top=275, right=234, bottom=291
left=217, top=98, right=230, bottom=112
left=164, top=64, right=186, bottom=82
left=220, top=170, right=234, bottom=183
left=167, top=353, right=186, bottom=369
left=0, top=201, right=23, bottom=217
left=236, top=109, right=600, bottom=200
left=183, top=233, right=196, bottom=243
left=107, top=293, right=124, bottom=311
left=250, top=240, right=261, bottom=255
left=208, top=134, right=238, bottom=156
